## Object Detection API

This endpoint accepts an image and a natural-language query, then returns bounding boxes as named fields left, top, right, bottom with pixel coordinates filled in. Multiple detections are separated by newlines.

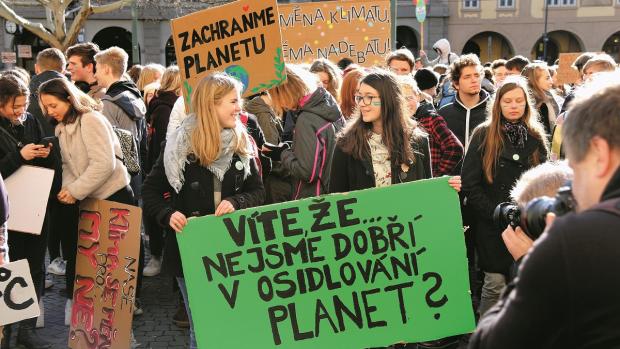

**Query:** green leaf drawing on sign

left=251, top=47, right=286, bottom=94
left=183, top=81, right=193, bottom=108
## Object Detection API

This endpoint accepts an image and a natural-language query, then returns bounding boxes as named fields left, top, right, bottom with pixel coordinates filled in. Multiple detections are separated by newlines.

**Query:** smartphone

left=37, top=136, right=57, bottom=147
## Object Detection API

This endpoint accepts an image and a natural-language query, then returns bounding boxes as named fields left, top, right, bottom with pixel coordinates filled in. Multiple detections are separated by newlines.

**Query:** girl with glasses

left=329, top=69, right=461, bottom=193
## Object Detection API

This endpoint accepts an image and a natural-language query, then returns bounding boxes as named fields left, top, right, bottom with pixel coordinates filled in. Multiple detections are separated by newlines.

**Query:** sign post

left=415, top=0, right=427, bottom=51
left=178, top=177, right=475, bottom=348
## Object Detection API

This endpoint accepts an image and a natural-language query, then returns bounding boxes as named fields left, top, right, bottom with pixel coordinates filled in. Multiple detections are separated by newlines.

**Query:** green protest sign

left=177, top=177, right=475, bottom=348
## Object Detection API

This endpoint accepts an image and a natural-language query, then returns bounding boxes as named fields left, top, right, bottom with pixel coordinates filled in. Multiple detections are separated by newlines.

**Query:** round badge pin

left=235, top=161, right=244, bottom=170
left=513, top=154, right=520, bottom=161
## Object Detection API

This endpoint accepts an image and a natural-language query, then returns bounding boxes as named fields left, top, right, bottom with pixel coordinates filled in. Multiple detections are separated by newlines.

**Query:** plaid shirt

left=415, top=102, right=464, bottom=177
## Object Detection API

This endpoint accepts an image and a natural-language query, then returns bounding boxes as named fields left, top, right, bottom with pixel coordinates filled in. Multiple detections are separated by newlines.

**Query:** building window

left=464, top=0, right=479, bottom=8
left=498, top=0, right=515, bottom=8
left=547, top=0, right=576, bottom=6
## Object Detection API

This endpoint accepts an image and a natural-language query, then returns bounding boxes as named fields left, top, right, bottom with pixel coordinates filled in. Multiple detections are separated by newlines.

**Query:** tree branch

left=92, top=0, right=131, bottom=14
left=0, top=1, right=62, bottom=48
left=62, top=0, right=92, bottom=50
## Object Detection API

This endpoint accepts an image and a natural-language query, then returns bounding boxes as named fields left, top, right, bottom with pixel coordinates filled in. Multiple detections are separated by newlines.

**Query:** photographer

left=469, top=73, right=620, bottom=348
left=500, top=161, right=573, bottom=262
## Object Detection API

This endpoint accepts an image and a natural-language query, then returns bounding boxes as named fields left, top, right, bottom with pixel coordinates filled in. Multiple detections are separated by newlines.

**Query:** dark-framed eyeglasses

left=354, top=95, right=381, bottom=106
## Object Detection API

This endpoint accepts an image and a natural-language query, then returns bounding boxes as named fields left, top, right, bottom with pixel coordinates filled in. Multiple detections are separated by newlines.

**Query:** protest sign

left=170, top=0, right=285, bottom=111
left=556, top=52, right=582, bottom=85
left=279, top=0, right=391, bottom=66
left=5, top=165, right=54, bottom=235
left=68, top=199, right=141, bottom=349
left=0, top=259, right=40, bottom=326
left=178, top=177, right=475, bottom=348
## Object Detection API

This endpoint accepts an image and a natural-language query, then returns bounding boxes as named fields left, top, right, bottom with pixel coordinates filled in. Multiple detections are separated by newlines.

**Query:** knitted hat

left=414, top=68, right=439, bottom=91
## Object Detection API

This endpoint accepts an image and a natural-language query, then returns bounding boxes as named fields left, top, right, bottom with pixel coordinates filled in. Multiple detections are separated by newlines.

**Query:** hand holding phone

left=37, top=136, right=57, bottom=147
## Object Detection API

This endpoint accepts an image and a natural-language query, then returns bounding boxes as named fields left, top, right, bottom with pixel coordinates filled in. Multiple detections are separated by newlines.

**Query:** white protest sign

left=5, top=165, right=54, bottom=235
left=0, top=259, right=40, bottom=326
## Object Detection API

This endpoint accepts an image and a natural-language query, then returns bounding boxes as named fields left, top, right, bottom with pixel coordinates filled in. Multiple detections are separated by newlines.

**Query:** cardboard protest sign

left=0, top=259, right=40, bottom=326
left=68, top=199, right=141, bottom=349
left=178, top=177, right=475, bottom=348
left=556, top=52, right=582, bottom=85
left=171, top=0, right=285, bottom=111
left=5, top=165, right=55, bottom=235
left=279, top=0, right=391, bottom=66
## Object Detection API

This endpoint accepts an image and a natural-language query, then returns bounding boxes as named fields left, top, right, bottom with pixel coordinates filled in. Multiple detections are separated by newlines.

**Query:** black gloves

left=262, top=142, right=291, bottom=162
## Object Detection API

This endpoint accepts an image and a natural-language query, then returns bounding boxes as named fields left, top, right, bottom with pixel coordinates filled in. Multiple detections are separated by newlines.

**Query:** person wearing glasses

left=329, top=69, right=461, bottom=195
left=263, top=64, right=343, bottom=199
left=0, top=74, right=56, bottom=349
left=461, top=75, right=548, bottom=318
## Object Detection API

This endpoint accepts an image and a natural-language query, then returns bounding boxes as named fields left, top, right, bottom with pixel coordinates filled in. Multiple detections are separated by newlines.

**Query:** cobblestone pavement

left=3, top=255, right=189, bottom=349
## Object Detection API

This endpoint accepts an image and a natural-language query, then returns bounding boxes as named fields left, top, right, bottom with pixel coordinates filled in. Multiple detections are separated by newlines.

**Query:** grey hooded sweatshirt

left=280, top=87, right=343, bottom=200
left=422, top=38, right=460, bottom=67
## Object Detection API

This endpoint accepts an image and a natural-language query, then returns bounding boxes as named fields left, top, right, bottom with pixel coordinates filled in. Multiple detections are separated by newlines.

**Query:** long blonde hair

left=190, top=73, right=250, bottom=166
left=479, top=76, right=547, bottom=183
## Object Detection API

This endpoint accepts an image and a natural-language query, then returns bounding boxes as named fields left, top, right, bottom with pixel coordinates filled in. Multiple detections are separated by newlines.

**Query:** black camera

left=493, top=183, right=576, bottom=239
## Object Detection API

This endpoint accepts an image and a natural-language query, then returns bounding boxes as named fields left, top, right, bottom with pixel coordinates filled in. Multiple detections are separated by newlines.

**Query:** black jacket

left=28, top=70, right=66, bottom=137
left=461, top=126, right=548, bottom=273
left=329, top=135, right=432, bottom=193
left=439, top=89, right=490, bottom=151
left=0, top=113, right=55, bottom=179
left=145, top=91, right=178, bottom=173
left=142, top=147, right=265, bottom=277
left=469, top=166, right=620, bottom=349
left=0, top=174, right=7, bottom=226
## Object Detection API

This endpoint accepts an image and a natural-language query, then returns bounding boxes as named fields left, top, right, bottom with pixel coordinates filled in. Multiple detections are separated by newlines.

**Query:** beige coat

left=55, top=111, right=130, bottom=200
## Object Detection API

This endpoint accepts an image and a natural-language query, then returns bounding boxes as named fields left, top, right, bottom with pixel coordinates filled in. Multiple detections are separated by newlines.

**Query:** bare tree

left=0, top=0, right=134, bottom=51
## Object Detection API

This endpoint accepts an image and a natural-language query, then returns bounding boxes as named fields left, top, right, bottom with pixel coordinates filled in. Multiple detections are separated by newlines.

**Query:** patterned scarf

left=502, top=118, right=528, bottom=149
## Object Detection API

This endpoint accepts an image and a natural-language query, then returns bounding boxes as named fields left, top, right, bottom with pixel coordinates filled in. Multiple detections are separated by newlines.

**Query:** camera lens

left=493, top=202, right=521, bottom=230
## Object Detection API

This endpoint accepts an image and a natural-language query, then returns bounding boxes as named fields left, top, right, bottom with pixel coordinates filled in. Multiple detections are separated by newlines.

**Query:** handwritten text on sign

left=69, top=199, right=141, bottom=349
left=171, top=0, right=285, bottom=106
left=178, top=178, right=475, bottom=348
left=279, top=1, right=391, bottom=66
left=0, top=259, right=40, bottom=326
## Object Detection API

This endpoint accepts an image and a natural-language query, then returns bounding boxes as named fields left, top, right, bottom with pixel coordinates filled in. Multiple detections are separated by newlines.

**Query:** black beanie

left=415, top=68, right=439, bottom=91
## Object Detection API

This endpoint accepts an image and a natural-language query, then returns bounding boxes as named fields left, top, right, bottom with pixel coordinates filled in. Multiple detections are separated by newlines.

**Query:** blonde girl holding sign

left=142, top=72, right=265, bottom=348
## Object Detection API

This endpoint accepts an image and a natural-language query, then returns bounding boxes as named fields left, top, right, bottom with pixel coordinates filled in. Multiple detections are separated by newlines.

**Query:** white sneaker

left=65, top=299, right=73, bottom=326
left=143, top=257, right=161, bottom=277
left=47, top=257, right=66, bottom=276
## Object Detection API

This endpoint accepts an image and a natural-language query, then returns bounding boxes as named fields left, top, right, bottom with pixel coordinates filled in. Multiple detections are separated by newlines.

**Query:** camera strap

left=589, top=197, right=620, bottom=218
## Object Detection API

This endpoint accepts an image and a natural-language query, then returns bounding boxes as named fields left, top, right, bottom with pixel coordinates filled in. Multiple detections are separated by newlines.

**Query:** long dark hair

left=38, top=78, right=102, bottom=124
left=478, top=76, right=547, bottom=183
left=338, top=69, right=422, bottom=167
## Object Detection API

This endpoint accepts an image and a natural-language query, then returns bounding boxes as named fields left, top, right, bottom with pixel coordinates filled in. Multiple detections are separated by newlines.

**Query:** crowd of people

left=0, top=36, right=618, bottom=349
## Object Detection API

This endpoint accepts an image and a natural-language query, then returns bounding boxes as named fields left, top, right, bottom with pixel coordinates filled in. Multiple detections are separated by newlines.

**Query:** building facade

left=447, top=0, right=620, bottom=63
left=1, top=0, right=617, bottom=72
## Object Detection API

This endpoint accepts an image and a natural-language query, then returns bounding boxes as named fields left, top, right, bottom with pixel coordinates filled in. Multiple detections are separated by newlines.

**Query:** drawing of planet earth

left=225, top=65, right=249, bottom=93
